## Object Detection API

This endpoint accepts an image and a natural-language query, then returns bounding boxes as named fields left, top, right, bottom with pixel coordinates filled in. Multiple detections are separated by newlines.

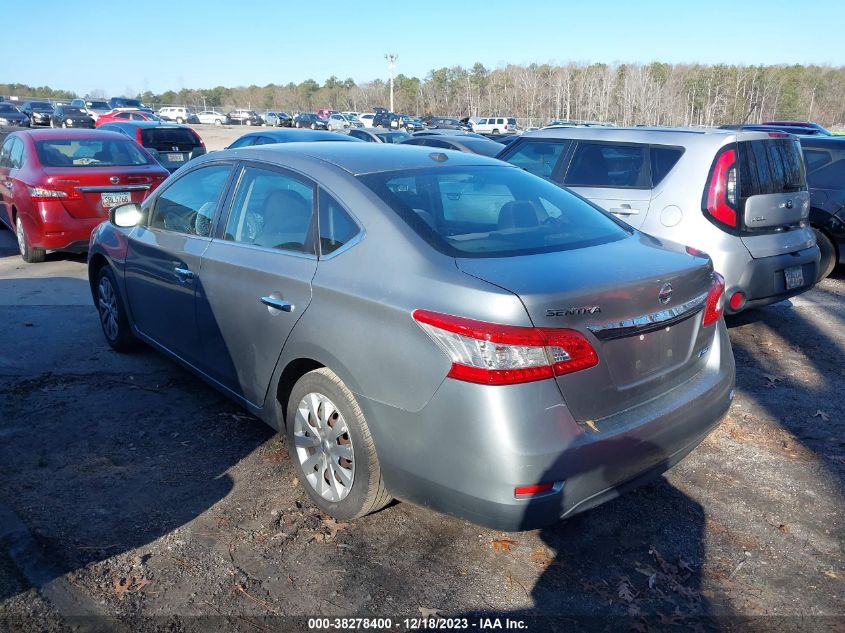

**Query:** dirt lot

left=188, top=123, right=347, bottom=151
left=0, top=225, right=843, bottom=632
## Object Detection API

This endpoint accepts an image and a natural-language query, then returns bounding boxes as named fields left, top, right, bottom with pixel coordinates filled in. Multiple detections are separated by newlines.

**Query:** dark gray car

left=87, top=143, right=735, bottom=530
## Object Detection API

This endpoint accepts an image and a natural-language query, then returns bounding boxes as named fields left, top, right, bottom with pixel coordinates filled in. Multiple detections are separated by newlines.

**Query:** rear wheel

left=15, top=215, right=45, bottom=264
left=492, top=128, right=499, bottom=134
left=176, top=117, right=184, bottom=124
left=310, top=123, right=316, bottom=130
left=246, top=120, right=253, bottom=126
left=286, top=368, right=391, bottom=520
left=96, top=266, right=137, bottom=352
left=214, top=118, right=222, bottom=126
left=815, top=228, right=837, bottom=281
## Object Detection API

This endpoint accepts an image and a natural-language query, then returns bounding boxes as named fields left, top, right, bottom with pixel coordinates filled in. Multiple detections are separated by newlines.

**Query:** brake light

left=135, top=128, right=143, bottom=145
left=412, top=309, right=598, bottom=385
left=515, top=483, right=554, bottom=497
left=702, top=273, right=725, bottom=327
left=27, top=185, right=78, bottom=201
left=703, top=148, right=738, bottom=228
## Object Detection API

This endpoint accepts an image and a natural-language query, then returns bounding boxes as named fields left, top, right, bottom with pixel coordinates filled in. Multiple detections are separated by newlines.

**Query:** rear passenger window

left=150, top=164, right=232, bottom=236
left=505, top=141, right=568, bottom=178
left=803, top=149, right=831, bottom=172
left=319, top=191, right=360, bottom=255
left=565, top=143, right=647, bottom=188
left=649, top=146, right=684, bottom=185
left=223, top=166, right=316, bottom=253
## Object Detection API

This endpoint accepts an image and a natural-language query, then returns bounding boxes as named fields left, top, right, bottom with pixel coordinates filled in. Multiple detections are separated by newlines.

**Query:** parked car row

left=0, top=111, right=839, bottom=532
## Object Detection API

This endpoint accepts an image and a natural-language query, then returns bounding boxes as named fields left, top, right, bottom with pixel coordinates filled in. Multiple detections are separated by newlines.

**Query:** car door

left=561, top=140, right=652, bottom=229
left=124, top=162, right=234, bottom=367
left=195, top=162, right=319, bottom=405
left=0, top=137, right=16, bottom=228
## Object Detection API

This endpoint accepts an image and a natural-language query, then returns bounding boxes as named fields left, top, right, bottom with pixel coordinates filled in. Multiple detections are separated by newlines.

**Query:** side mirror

left=110, top=202, right=145, bottom=228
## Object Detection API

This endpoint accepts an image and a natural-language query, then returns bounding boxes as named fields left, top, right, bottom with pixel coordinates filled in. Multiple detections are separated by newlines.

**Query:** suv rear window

left=358, top=165, right=629, bottom=258
left=737, top=138, right=806, bottom=197
left=140, top=128, right=200, bottom=148
left=564, top=143, right=648, bottom=188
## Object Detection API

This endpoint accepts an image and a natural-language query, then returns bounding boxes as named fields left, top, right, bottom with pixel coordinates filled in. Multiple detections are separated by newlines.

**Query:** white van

left=158, top=107, right=197, bottom=124
left=472, top=116, right=517, bottom=134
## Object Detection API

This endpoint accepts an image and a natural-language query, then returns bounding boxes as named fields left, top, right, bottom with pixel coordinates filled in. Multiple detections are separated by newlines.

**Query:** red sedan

left=94, top=109, right=160, bottom=127
left=0, top=129, right=169, bottom=262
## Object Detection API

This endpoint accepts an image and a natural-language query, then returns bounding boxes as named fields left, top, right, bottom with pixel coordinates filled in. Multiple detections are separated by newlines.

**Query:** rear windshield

left=358, top=165, right=629, bottom=258
left=64, top=107, right=85, bottom=115
left=0, top=104, right=18, bottom=113
left=29, top=102, right=53, bottom=111
left=114, top=99, right=141, bottom=107
left=35, top=139, right=151, bottom=167
left=458, top=139, right=506, bottom=157
left=140, top=128, right=200, bottom=147
left=738, top=138, right=806, bottom=197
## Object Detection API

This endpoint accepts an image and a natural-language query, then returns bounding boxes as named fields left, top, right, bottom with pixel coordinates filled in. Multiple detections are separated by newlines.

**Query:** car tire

left=61, top=122, right=67, bottom=128
left=286, top=368, right=392, bottom=521
left=95, top=266, right=138, bottom=352
left=310, top=123, right=316, bottom=130
left=176, top=117, right=184, bottom=124
left=15, top=215, right=45, bottom=264
left=246, top=120, right=253, bottom=126
left=214, top=118, right=222, bottom=126
left=492, top=128, right=499, bottom=134
left=815, top=228, right=837, bottom=281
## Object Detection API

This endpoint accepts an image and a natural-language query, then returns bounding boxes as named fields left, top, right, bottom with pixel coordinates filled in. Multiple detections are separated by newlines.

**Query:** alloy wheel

left=15, top=217, right=26, bottom=256
left=97, top=275, right=120, bottom=342
left=293, top=392, right=355, bottom=502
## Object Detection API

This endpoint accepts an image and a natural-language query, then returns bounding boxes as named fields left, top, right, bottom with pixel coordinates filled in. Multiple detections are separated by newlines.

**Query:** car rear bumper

left=725, top=245, right=820, bottom=313
left=358, top=319, right=735, bottom=531
left=25, top=203, right=104, bottom=250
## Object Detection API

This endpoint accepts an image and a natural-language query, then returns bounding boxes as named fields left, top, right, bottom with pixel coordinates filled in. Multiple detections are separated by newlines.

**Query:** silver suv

left=499, top=127, right=820, bottom=313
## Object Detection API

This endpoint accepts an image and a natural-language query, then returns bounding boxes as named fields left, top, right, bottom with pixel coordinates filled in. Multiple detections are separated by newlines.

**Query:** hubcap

left=293, top=392, right=354, bottom=502
left=15, top=218, right=26, bottom=256
left=97, top=276, right=119, bottom=341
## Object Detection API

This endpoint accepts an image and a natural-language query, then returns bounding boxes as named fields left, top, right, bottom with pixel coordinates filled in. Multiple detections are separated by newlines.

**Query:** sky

left=2, top=0, right=844, bottom=97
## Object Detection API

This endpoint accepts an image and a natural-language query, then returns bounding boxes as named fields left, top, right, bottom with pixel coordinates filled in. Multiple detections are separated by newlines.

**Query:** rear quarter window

left=503, top=140, right=569, bottom=178
left=649, top=146, right=684, bottom=186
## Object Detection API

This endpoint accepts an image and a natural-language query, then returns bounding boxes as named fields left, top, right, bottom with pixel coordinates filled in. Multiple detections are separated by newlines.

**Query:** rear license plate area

left=101, top=192, right=131, bottom=208
left=784, top=265, right=804, bottom=290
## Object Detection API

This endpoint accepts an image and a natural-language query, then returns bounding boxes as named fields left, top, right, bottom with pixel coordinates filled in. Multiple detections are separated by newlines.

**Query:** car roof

left=360, top=127, right=402, bottom=133
left=101, top=121, right=186, bottom=129
left=799, top=136, right=845, bottom=148
left=205, top=142, right=509, bottom=176
left=523, top=125, right=780, bottom=145
left=11, top=128, right=133, bottom=142
left=237, top=130, right=358, bottom=142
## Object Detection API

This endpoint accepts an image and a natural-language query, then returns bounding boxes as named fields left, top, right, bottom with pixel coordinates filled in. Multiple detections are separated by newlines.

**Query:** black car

left=109, top=97, right=153, bottom=114
left=97, top=121, right=206, bottom=173
left=372, top=108, right=394, bottom=128
left=19, top=101, right=54, bottom=127
left=422, top=116, right=469, bottom=131
left=225, top=129, right=363, bottom=149
left=50, top=105, right=94, bottom=129
left=800, top=136, right=845, bottom=279
left=0, top=102, right=31, bottom=128
left=400, top=135, right=505, bottom=157
left=227, top=110, right=263, bottom=126
left=293, top=113, right=328, bottom=130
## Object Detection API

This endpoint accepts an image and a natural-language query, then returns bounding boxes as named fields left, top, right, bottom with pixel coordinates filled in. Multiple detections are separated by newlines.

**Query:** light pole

left=385, top=53, right=398, bottom=111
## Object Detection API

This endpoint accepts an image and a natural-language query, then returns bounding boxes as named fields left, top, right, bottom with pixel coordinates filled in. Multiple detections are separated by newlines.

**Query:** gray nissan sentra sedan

left=87, top=143, right=736, bottom=530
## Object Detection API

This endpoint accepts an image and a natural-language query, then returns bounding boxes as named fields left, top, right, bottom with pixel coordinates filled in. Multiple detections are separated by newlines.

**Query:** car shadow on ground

left=0, top=275, right=275, bottom=606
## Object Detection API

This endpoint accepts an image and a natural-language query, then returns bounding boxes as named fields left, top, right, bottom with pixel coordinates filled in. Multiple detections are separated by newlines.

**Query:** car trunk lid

left=43, top=165, right=165, bottom=219
left=456, top=234, right=717, bottom=422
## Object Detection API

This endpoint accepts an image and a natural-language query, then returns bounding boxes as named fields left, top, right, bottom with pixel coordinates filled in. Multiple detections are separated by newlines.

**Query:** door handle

left=260, top=296, right=294, bottom=312
left=609, top=205, right=639, bottom=215
left=173, top=266, right=194, bottom=281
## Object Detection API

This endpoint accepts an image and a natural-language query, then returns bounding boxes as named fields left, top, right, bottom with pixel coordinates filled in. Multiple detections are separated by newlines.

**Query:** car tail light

left=27, top=185, right=78, bottom=201
left=514, top=483, right=554, bottom=498
left=702, top=273, right=726, bottom=327
left=135, top=128, right=144, bottom=145
left=412, top=309, right=598, bottom=385
left=703, top=148, right=738, bottom=228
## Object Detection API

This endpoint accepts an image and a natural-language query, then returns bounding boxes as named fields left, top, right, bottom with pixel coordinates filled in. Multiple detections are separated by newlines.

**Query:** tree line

left=3, top=61, right=844, bottom=127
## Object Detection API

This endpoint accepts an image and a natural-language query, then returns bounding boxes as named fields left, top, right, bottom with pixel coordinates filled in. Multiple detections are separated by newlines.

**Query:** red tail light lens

left=27, top=185, right=79, bottom=201
left=703, top=148, right=738, bottom=228
left=413, top=309, right=599, bottom=385
left=515, top=483, right=554, bottom=497
left=702, top=273, right=726, bottom=327
left=135, top=128, right=144, bottom=145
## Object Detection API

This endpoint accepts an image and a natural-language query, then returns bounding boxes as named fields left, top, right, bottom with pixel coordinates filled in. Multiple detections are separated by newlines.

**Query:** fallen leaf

left=617, top=576, right=635, bottom=603
left=814, top=410, right=830, bottom=422
left=583, top=419, right=600, bottom=433
left=112, top=576, right=151, bottom=596
left=113, top=577, right=131, bottom=596
left=418, top=607, right=441, bottom=619
left=491, top=537, right=518, bottom=552
left=322, top=517, right=350, bottom=540
left=764, top=374, right=782, bottom=388
left=823, top=570, right=839, bottom=580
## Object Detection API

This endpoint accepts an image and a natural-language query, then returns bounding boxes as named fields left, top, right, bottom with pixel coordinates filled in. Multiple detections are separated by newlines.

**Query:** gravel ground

left=0, top=226, right=842, bottom=633
left=188, top=123, right=350, bottom=151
